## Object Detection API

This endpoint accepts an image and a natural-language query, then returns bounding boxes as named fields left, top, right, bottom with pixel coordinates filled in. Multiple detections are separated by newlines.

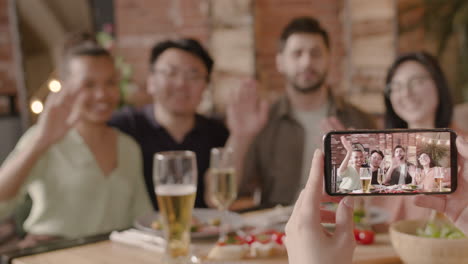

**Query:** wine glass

left=414, top=168, right=422, bottom=185
left=376, top=168, right=384, bottom=188
left=209, top=147, right=237, bottom=242
left=153, top=151, right=198, bottom=264
left=359, top=167, right=372, bottom=193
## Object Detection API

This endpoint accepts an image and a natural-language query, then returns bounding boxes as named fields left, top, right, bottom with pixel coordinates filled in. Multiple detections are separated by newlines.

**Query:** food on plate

left=207, top=235, right=249, bottom=260
left=207, top=230, right=286, bottom=260
left=401, top=184, right=418, bottom=190
left=151, top=215, right=221, bottom=233
left=353, top=208, right=366, bottom=224
left=249, top=230, right=286, bottom=258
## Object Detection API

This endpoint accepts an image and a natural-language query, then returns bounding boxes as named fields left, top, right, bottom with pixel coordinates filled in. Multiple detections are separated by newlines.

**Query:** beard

left=288, top=70, right=327, bottom=94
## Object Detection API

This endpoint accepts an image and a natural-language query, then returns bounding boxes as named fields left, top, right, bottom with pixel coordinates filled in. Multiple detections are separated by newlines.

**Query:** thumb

left=334, top=196, right=355, bottom=242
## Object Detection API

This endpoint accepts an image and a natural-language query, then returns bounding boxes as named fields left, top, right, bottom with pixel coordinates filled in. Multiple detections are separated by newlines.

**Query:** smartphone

left=324, top=128, right=457, bottom=196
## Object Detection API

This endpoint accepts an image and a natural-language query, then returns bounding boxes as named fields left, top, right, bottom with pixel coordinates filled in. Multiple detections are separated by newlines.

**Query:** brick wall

left=0, top=0, right=20, bottom=116
left=254, top=0, right=344, bottom=97
left=114, top=0, right=344, bottom=106
left=0, top=0, right=17, bottom=96
left=114, top=0, right=211, bottom=106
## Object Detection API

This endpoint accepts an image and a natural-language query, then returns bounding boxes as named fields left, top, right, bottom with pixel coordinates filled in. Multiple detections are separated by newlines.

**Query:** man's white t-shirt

left=292, top=103, right=328, bottom=190
left=398, top=163, right=407, bottom=184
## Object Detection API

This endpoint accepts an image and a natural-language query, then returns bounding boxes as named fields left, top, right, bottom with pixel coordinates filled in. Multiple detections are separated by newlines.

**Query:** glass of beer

left=434, top=167, right=445, bottom=192
left=208, top=147, right=236, bottom=242
left=360, top=167, right=372, bottom=193
left=153, top=151, right=197, bottom=264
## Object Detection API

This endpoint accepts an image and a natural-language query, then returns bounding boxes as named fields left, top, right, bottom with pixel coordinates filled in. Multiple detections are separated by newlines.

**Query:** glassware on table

left=208, top=147, right=237, bottom=242
left=414, top=168, right=422, bottom=185
left=434, top=167, right=445, bottom=192
left=376, top=168, right=384, bottom=188
left=153, top=151, right=198, bottom=264
left=360, top=167, right=372, bottom=193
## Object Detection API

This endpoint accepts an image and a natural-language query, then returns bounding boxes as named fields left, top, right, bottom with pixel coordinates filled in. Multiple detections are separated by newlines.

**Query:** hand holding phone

left=324, top=128, right=457, bottom=196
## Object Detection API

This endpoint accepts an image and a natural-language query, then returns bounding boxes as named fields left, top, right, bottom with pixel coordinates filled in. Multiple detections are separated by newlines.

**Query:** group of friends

left=337, top=136, right=450, bottom=193
left=0, top=14, right=466, bottom=263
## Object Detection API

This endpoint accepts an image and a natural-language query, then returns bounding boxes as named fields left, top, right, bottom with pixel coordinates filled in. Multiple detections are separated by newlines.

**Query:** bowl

left=389, top=220, right=468, bottom=264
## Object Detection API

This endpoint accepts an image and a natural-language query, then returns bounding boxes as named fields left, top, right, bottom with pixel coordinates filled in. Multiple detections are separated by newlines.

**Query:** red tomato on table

left=354, top=229, right=375, bottom=245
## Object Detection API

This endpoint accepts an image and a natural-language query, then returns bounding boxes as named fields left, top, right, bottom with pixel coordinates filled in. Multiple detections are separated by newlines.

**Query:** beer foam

left=155, top=184, right=196, bottom=196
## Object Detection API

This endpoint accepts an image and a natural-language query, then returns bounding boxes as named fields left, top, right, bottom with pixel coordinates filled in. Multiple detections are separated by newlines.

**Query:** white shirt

left=0, top=127, right=152, bottom=238
left=292, top=104, right=328, bottom=189
left=338, top=166, right=362, bottom=191
left=398, top=164, right=407, bottom=184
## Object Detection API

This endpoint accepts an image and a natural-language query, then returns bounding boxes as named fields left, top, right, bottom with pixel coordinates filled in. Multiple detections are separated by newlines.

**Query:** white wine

left=210, top=168, right=237, bottom=210
left=155, top=184, right=196, bottom=258
left=377, top=170, right=384, bottom=185
left=361, top=178, right=371, bottom=193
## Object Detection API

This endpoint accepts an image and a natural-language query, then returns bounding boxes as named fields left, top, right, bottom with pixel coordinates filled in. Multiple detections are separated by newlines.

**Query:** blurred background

left=0, top=0, right=467, bottom=162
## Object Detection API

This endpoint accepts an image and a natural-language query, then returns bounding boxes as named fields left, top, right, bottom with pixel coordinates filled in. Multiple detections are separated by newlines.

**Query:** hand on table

left=285, top=150, right=355, bottom=264
left=414, top=137, right=468, bottom=235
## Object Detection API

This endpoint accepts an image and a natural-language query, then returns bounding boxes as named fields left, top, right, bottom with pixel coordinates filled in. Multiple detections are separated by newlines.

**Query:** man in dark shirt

left=369, top=150, right=384, bottom=184
left=109, top=39, right=267, bottom=209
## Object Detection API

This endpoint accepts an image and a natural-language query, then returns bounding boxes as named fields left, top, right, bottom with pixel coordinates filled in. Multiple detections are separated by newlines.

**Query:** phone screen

left=324, top=129, right=457, bottom=196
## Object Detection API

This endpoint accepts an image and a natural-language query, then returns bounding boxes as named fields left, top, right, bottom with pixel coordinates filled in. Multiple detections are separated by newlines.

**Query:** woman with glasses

left=384, top=51, right=453, bottom=129
left=371, top=51, right=465, bottom=223
left=414, top=153, right=450, bottom=192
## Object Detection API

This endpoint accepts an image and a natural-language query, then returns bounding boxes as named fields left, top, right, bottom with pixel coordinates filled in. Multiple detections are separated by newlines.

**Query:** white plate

left=134, top=208, right=244, bottom=239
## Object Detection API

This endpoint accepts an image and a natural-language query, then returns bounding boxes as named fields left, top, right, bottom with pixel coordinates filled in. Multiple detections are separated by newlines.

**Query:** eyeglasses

left=153, top=66, right=207, bottom=83
left=385, top=75, right=431, bottom=97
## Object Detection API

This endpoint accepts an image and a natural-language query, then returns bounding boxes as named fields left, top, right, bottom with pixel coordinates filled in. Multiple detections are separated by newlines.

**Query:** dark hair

left=417, top=152, right=436, bottom=168
left=393, top=145, right=405, bottom=153
left=149, top=38, right=214, bottom=81
left=370, top=150, right=384, bottom=159
left=279, top=16, right=330, bottom=51
left=59, top=32, right=112, bottom=78
left=384, top=51, right=453, bottom=128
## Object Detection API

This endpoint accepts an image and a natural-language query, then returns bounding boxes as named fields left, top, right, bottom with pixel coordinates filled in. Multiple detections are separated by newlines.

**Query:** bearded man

left=240, top=17, right=375, bottom=207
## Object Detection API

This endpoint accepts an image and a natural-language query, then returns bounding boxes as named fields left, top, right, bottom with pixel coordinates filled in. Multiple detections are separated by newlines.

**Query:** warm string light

left=48, top=79, right=61, bottom=93
left=416, top=135, right=450, bottom=145
left=30, top=100, right=43, bottom=114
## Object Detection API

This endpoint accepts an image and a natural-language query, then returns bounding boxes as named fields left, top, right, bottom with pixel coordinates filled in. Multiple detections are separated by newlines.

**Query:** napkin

left=110, top=228, right=165, bottom=253
left=242, top=205, right=293, bottom=228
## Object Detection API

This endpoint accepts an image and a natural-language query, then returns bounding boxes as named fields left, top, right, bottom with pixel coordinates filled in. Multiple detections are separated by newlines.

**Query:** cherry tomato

left=354, top=229, right=375, bottom=245
left=272, top=232, right=285, bottom=245
left=244, top=235, right=256, bottom=245
left=353, top=229, right=361, bottom=241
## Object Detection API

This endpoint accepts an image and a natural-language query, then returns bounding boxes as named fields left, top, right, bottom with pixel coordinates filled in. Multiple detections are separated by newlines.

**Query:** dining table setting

left=4, top=202, right=404, bottom=264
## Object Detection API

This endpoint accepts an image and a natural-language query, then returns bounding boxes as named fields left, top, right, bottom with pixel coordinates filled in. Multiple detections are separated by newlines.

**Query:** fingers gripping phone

left=324, top=129, right=457, bottom=196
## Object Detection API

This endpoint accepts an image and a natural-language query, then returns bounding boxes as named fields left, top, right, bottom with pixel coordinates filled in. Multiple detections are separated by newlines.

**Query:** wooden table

left=12, top=233, right=401, bottom=264
left=10, top=207, right=402, bottom=264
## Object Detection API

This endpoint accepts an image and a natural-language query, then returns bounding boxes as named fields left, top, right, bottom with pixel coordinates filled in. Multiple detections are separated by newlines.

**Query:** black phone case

left=323, top=128, right=458, bottom=196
